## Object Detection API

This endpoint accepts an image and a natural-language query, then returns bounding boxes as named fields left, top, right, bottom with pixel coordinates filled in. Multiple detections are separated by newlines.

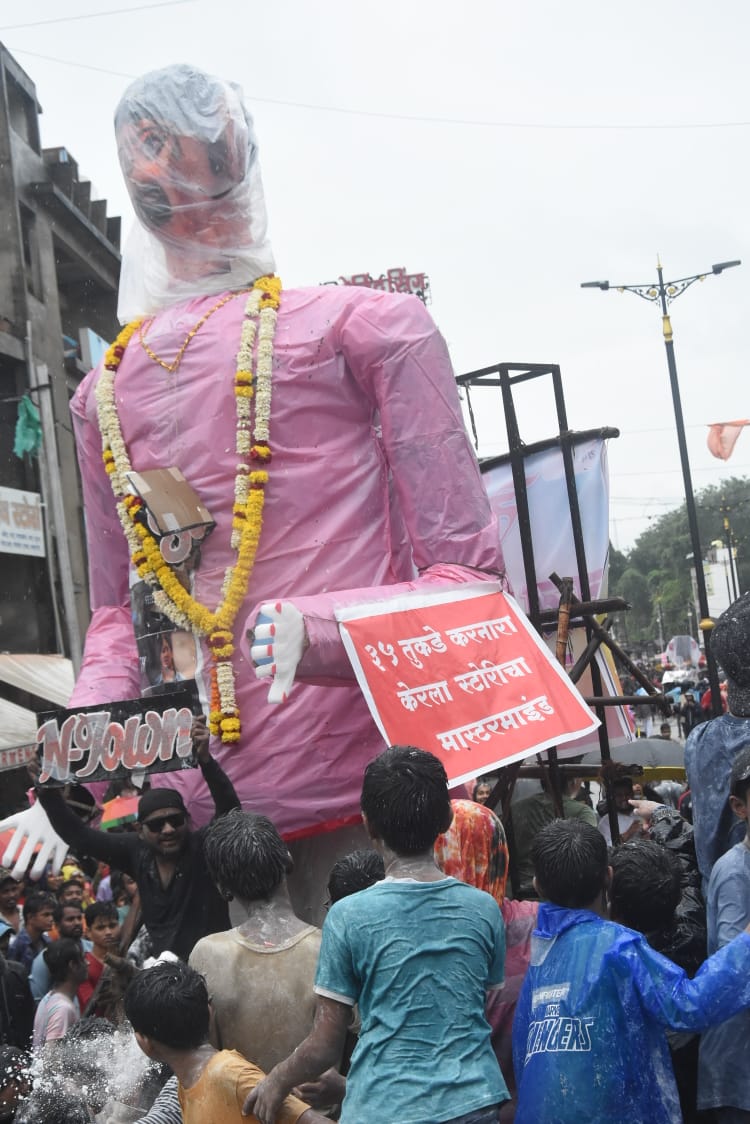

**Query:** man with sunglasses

left=31, top=718, right=241, bottom=960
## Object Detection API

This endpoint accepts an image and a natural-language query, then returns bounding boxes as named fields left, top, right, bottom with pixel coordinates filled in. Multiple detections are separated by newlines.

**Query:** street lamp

left=581, top=257, right=741, bottom=716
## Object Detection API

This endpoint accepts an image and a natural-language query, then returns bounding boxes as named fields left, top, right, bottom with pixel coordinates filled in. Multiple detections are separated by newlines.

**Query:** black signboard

left=37, top=683, right=201, bottom=786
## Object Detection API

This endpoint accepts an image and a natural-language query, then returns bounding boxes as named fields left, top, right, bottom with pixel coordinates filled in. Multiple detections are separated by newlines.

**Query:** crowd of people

left=0, top=594, right=746, bottom=1122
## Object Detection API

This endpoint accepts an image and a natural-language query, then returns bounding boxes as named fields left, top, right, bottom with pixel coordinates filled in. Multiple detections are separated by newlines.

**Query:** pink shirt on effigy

left=69, top=285, right=502, bottom=836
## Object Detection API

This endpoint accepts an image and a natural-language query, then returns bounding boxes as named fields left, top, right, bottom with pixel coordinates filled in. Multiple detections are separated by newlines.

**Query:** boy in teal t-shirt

left=244, top=746, right=509, bottom=1124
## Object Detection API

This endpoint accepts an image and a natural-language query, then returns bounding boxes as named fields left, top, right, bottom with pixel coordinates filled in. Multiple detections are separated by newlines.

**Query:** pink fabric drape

left=707, top=420, right=750, bottom=461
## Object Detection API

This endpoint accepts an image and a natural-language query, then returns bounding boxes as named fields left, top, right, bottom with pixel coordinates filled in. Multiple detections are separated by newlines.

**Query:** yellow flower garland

left=95, top=276, right=281, bottom=743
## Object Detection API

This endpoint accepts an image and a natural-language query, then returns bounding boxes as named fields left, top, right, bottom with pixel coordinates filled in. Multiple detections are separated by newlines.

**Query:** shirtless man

left=190, top=809, right=321, bottom=1072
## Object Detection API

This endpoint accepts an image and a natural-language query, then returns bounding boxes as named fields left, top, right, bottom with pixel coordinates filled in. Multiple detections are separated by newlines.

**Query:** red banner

left=337, top=585, right=599, bottom=786
left=0, top=744, right=36, bottom=773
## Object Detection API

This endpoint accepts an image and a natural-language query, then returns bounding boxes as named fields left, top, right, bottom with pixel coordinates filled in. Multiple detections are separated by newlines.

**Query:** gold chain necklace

left=96, top=275, right=282, bottom=744
left=139, top=288, right=251, bottom=373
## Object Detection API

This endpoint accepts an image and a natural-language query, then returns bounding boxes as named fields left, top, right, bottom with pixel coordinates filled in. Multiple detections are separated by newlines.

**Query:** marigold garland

left=95, top=277, right=281, bottom=743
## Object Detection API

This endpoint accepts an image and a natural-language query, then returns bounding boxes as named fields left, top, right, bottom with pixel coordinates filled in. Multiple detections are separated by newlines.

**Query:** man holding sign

left=26, top=717, right=240, bottom=960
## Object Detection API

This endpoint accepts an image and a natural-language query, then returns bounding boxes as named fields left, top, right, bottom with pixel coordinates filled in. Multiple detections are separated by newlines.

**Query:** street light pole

left=719, top=495, right=740, bottom=602
left=581, top=257, right=741, bottom=716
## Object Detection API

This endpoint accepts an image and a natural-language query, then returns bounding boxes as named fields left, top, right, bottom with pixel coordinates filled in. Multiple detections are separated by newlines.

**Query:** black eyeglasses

left=142, top=812, right=186, bottom=833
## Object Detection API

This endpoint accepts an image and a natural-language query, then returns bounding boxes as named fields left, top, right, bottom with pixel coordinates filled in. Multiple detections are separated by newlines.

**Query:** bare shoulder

left=189, top=931, right=236, bottom=972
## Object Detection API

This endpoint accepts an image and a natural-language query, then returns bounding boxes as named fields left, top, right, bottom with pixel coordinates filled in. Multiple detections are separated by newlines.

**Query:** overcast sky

left=4, top=0, right=749, bottom=552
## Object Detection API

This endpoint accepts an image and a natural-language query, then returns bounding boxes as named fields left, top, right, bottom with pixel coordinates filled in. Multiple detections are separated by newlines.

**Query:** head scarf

left=137, top=786, right=187, bottom=822
left=434, top=798, right=509, bottom=905
left=114, top=63, right=275, bottom=321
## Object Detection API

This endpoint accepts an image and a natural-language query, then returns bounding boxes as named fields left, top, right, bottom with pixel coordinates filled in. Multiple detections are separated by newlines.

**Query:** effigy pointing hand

left=0, top=801, right=68, bottom=880
left=249, top=601, right=307, bottom=704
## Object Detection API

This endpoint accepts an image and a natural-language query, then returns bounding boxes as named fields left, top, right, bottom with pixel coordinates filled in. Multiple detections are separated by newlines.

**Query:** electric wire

left=0, top=1, right=193, bottom=32
left=5, top=45, right=750, bottom=133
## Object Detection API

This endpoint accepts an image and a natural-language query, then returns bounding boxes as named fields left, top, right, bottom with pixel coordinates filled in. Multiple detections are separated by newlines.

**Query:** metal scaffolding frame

left=456, top=362, right=668, bottom=883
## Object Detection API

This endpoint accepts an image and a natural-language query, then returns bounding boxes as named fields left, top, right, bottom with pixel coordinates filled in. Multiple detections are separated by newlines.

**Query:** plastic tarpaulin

left=0, top=697, right=37, bottom=750
left=0, top=654, right=74, bottom=707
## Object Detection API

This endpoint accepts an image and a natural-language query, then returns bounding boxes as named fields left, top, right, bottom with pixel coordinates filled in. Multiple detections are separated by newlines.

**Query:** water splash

left=15, top=1022, right=162, bottom=1122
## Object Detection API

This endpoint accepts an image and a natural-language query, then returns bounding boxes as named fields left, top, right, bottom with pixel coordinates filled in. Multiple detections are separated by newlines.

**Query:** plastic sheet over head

left=115, top=64, right=275, bottom=322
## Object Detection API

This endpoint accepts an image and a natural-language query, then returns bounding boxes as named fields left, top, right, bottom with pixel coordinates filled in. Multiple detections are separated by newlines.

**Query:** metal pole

left=655, top=265, right=722, bottom=714
left=723, top=515, right=740, bottom=601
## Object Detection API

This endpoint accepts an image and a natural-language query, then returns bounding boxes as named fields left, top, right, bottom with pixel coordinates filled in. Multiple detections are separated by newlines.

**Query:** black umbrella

left=581, top=738, right=685, bottom=769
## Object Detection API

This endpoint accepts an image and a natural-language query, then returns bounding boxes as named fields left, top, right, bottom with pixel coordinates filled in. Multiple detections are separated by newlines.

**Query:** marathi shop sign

left=323, top=266, right=431, bottom=305
left=37, top=686, right=198, bottom=786
left=0, top=487, right=44, bottom=557
left=337, top=585, right=599, bottom=786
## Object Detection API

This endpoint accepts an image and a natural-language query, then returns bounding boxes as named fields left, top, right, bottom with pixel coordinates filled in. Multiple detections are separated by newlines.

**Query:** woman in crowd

left=434, top=798, right=538, bottom=1120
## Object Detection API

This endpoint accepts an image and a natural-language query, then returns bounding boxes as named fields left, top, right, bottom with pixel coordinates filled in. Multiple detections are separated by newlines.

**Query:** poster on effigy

left=337, top=584, right=599, bottom=787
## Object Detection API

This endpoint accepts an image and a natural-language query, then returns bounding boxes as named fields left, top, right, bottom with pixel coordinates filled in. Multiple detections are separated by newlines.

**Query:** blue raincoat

left=513, top=902, right=750, bottom=1123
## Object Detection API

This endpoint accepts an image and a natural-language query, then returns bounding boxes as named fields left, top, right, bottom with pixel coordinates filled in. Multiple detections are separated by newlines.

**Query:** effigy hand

left=0, top=800, right=68, bottom=880
left=249, top=601, right=307, bottom=704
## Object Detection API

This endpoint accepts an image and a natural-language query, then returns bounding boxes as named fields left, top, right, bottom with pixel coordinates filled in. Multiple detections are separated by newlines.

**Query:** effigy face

left=117, top=118, right=247, bottom=247
left=113, top=64, right=274, bottom=317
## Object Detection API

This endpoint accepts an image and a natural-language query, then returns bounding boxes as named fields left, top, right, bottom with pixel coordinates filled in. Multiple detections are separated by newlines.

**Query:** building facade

left=0, top=43, right=121, bottom=674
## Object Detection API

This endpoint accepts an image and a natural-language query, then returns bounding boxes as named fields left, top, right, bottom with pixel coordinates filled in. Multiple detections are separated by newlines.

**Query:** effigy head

left=114, top=64, right=275, bottom=320
left=710, top=591, right=750, bottom=716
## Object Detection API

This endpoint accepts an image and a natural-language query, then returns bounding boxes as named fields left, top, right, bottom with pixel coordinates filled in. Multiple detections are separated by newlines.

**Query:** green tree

left=606, top=476, right=750, bottom=649
left=618, top=568, right=652, bottom=645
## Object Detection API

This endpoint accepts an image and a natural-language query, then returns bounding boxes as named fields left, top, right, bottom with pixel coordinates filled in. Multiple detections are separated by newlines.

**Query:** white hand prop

left=250, top=601, right=306, bottom=704
left=0, top=800, right=68, bottom=880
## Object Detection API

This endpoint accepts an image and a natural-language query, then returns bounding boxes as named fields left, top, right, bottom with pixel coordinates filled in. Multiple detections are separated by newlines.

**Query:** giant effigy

left=4, top=65, right=504, bottom=866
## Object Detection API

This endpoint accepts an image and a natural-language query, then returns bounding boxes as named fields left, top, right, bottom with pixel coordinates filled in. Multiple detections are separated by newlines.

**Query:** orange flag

left=707, top=420, right=750, bottom=461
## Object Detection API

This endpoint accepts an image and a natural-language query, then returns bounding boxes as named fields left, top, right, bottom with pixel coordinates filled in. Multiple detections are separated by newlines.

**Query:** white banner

left=482, top=437, right=610, bottom=614
left=0, top=487, right=45, bottom=557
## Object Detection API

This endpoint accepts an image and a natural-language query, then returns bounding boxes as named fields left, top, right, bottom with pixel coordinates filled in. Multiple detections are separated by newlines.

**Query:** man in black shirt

left=0, top=954, right=33, bottom=1050
left=33, top=719, right=240, bottom=960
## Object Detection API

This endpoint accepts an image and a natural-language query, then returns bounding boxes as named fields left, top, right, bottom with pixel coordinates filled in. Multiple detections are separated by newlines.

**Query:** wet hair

left=360, top=746, right=453, bottom=855
left=15, top=1089, right=91, bottom=1124
left=22, top=890, right=54, bottom=924
left=532, top=819, right=609, bottom=908
left=711, top=592, right=750, bottom=687
left=124, top=960, right=209, bottom=1050
left=85, top=901, right=119, bottom=928
left=609, top=840, right=681, bottom=932
left=203, top=809, right=292, bottom=901
left=43, top=938, right=83, bottom=986
left=730, top=744, right=750, bottom=802
left=52, top=900, right=82, bottom=926
left=327, top=850, right=385, bottom=905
